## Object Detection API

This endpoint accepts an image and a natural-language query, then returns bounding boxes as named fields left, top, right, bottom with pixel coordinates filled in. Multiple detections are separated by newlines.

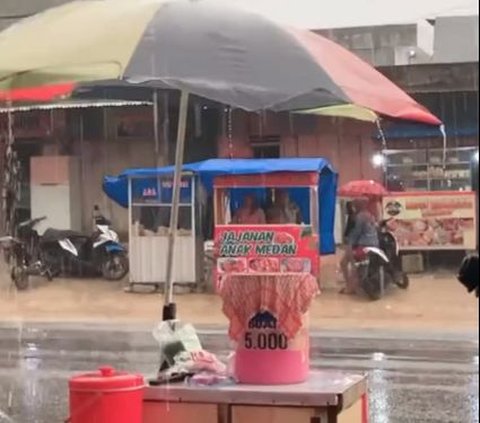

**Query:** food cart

left=213, top=171, right=323, bottom=278
left=103, top=170, right=204, bottom=288
left=129, top=172, right=200, bottom=287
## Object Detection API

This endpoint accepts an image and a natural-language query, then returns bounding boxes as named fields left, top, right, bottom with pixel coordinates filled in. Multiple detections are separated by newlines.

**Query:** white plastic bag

left=153, top=321, right=202, bottom=370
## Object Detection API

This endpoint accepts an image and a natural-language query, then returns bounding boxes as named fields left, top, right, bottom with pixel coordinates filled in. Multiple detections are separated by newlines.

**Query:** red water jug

left=68, top=366, right=144, bottom=423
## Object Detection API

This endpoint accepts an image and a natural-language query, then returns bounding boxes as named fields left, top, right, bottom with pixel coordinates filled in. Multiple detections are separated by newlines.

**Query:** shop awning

left=373, top=122, right=478, bottom=140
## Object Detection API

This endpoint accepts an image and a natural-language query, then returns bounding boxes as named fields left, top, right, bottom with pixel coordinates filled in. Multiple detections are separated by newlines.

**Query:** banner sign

left=382, top=192, right=477, bottom=250
left=241, top=311, right=308, bottom=352
left=214, top=224, right=318, bottom=275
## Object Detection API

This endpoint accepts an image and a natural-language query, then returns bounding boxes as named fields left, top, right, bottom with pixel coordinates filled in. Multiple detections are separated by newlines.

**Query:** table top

left=144, top=370, right=367, bottom=410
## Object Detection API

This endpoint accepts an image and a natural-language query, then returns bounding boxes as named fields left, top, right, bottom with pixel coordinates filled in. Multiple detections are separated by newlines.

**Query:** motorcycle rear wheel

left=11, top=265, right=29, bottom=290
left=364, top=276, right=382, bottom=300
left=102, top=253, right=129, bottom=281
left=362, top=266, right=385, bottom=301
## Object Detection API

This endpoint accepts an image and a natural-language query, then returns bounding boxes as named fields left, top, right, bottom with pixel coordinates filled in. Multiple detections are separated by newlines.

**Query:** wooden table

left=143, top=370, right=368, bottom=423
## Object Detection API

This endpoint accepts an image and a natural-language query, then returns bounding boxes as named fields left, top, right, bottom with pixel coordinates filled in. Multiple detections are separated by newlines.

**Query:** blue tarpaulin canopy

left=103, top=158, right=338, bottom=254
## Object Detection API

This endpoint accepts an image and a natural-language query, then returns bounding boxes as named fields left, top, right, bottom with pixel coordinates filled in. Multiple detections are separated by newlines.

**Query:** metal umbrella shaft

left=163, top=90, right=189, bottom=321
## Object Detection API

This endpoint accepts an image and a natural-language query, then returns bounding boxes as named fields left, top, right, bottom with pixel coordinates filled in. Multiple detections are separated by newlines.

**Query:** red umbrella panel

left=0, top=82, right=75, bottom=102
left=338, top=179, right=389, bottom=198
left=288, top=28, right=441, bottom=125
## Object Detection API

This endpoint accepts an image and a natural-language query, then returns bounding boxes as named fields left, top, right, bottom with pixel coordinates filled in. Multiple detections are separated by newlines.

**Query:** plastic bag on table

left=183, top=351, right=236, bottom=386
left=152, top=321, right=202, bottom=373
left=169, top=350, right=227, bottom=376
left=187, top=372, right=234, bottom=386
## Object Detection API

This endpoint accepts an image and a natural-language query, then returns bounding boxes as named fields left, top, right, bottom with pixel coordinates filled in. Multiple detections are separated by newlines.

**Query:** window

left=82, top=108, right=104, bottom=140
left=250, top=135, right=280, bottom=158
left=114, top=107, right=153, bottom=139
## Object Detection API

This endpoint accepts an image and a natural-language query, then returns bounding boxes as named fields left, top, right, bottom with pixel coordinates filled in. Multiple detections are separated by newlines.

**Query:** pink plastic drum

left=234, top=312, right=309, bottom=384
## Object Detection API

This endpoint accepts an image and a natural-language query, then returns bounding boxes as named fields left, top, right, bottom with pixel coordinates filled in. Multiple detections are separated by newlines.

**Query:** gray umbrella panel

left=124, top=0, right=349, bottom=111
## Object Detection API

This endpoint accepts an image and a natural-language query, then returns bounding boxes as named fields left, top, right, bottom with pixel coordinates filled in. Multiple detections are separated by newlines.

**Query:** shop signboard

left=132, top=177, right=192, bottom=204
left=382, top=191, right=477, bottom=250
left=214, top=224, right=318, bottom=275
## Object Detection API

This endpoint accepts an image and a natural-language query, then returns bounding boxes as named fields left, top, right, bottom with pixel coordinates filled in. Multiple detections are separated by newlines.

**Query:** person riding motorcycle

left=340, top=198, right=379, bottom=295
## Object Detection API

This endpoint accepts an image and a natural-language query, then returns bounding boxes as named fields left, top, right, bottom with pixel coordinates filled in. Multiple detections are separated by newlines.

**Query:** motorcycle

left=0, top=216, right=55, bottom=290
left=43, top=219, right=129, bottom=281
left=353, top=219, right=409, bottom=300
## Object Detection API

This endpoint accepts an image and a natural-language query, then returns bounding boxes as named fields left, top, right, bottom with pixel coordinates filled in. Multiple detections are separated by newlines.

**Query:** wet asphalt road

left=0, top=323, right=477, bottom=423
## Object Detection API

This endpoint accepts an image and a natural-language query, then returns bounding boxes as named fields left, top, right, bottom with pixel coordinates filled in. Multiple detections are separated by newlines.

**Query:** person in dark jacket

left=457, top=253, right=479, bottom=297
left=340, top=198, right=379, bottom=294
left=343, top=201, right=356, bottom=241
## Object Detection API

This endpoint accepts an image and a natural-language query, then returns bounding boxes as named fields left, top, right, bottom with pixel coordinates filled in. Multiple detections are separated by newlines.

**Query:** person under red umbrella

left=339, top=197, right=379, bottom=295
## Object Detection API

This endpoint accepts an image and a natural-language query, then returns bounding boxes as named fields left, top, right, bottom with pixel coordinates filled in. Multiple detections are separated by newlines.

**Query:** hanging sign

left=214, top=224, right=318, bottom=275
left=132, top=176, right=192, bottom=204
left=382, top=191, right=477, bottom=250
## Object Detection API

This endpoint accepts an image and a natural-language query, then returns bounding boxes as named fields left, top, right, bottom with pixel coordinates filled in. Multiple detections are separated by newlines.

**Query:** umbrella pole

left=163, top=90, right=189, bottom=321
left=153, top=89, right=161, bottom=167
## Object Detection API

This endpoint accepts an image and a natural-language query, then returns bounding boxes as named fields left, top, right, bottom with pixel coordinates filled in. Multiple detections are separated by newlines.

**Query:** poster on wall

left=382, top=192, right=477, bottom=250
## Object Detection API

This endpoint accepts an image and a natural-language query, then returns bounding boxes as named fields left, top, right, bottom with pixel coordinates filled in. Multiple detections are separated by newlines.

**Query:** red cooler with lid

left=68, top=366, right=144, bottom=423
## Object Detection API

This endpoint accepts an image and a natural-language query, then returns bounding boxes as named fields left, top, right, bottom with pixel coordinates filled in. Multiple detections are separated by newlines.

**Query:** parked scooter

left=353, top=218, right=409, bottom=300
left=44, top=209, right=129, bottom=281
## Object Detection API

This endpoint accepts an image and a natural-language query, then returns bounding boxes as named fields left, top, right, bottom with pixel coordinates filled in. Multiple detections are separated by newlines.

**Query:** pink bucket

left=234, top=313, right=309, bottom=384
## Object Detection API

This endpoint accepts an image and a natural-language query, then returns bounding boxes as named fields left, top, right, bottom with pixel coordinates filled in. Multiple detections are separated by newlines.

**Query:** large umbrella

left=0, top=0, right=441, bottom=321
left=0, top=0, right=440, bottom=124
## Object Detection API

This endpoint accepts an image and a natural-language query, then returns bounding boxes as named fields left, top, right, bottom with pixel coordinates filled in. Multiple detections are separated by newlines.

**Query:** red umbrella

left=338, top=179, right=388, bottom=198
left=0, top=83, right=74, bottom=102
